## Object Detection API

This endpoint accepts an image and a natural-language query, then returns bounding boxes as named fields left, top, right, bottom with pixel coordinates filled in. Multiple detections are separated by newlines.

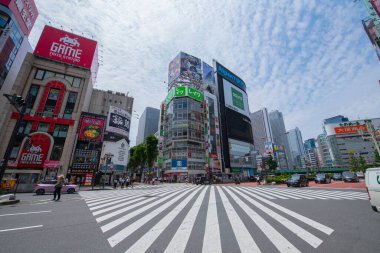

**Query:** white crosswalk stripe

left=79, top=184, right=366, bottom=252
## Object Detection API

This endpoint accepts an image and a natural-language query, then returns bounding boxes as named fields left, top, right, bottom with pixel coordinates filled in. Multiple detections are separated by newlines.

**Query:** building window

left=43, top=88, right=60, bottom=116
left=63, top=92, right=77, bottom=119
left=72, top=77, right=81, bottom=88
left=53, top=124, right=68, bottom=138
left=37, top=123, right=49, bottom=132
left=50, top=144, right=64, bottom=160
left=25, top=85, right=40, bottom=113
left=35, top=69, right=45, bottom=80
left=18, top=121, right=33, bottom=135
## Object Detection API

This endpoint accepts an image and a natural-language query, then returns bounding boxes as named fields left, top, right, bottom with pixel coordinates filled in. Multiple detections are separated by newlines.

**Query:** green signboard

left=164, top=86, right=204, bottom=104
left=188, top=87, right=203, bottom=102
left=231, top=87, right=244, bottom=110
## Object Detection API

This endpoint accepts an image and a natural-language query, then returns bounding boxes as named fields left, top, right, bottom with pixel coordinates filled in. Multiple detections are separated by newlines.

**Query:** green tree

left=358, top=156, right=367, bottom=172
left=349, top=156, right=359, bottom=172
left=145, top=135, right=158, bottom=169
left=127, top=146, right=139, bottom=173
left=267, top=155, right=278, bottom=173
left=134, top=144, right=147, bottom=178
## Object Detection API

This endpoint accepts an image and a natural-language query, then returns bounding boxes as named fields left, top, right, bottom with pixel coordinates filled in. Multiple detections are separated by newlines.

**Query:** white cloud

left=28, top=0, right=379, bottom=145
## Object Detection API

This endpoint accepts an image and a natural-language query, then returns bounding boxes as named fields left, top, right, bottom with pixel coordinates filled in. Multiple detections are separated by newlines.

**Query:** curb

left=0, top=199, right=20, bottom=205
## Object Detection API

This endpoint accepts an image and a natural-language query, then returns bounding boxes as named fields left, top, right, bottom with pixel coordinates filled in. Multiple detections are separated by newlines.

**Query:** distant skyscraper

left=287, top=127, right=305, bottom=168
left=136, top=107, right=160, bottom=145
left=304, top=138, right=316, bottom=151
left=323, top=115, right=349, bottom=125
left=250, top=108, right=273, bottom=154
left=304, top=138, right=318, bottom=168
left=268, top=110, right=292, bottom=169
left=316, top=133, right=333, bottom=167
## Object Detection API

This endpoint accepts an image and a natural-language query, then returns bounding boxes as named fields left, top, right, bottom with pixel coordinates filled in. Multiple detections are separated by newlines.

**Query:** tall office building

left=250, top=108, right=273, bottom=154
left=304, top=138, right=318, bottom=168
left=268, top=110, right=291, bottom=169
left=136, top=107, right=160, bottom=145
left=316, top=133, right=333, bottom=167
left=287, top=127, right=305, bottom=168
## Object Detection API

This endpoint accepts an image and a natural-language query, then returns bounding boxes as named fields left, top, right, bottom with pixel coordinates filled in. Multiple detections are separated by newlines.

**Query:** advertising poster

left=168, top=53, right=181, bottom=84
left=171, top=159, right=187, bottom=170
left=2, top=0, right=38, bottom=35
left=84, top=173, right=93, bottom=186
left=180, top=52, right=202, bottom=81
left=18, top=132, right=53, bottom=168
left=78, top=113, right=106, bottom=142
left=106, top=106, right=131, bottom=138
left=223, top=79, right=250, bottom=117
left=202, top=62, right=215, bottom=86
left=34, top=25, right=97, bottom=69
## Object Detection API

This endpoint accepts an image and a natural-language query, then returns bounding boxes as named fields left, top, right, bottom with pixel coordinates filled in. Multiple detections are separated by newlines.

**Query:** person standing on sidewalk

left=53, top=175, right=65, bottom=201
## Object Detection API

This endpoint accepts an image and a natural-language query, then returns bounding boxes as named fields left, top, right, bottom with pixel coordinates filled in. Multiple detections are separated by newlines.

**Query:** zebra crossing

left=80, top=185, right=366, bottom=252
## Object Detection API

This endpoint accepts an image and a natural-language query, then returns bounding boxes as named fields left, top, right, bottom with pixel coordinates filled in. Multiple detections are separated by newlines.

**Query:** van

left=365, top=167, right=380, bottom=213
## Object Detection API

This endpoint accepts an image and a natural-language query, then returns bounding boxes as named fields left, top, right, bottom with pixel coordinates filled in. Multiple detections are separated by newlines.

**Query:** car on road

left=356, top=171, right=365, bottom=179
left=315, top=173, right=332, bottom=184
left=34, top=180, right=79, bottom=195
left=195, top=176, right=211, bottom=185
left=342, top=171, right=359, bottom=183
left=365, top=167, right=380, bottom=213
left=287, top=174, right=309, bottom=187
left=332, top=173, right=342, bottom=181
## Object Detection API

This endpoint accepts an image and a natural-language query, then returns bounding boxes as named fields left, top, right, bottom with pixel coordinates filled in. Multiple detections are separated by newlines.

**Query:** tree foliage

left=374, top=150, right=380, bottom=165
left=267, top=155, right=278, bottom=172
left=349, top=156, right=367, bottom=172
left=145, top=135, right=158, bottom=168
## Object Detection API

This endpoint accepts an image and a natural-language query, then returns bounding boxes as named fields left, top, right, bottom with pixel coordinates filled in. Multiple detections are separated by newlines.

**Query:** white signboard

left=106, top=106, right=131, bottom=138
left=223, top=79, right=250, bottom=118
left=101, top=139, right=129, bottom=166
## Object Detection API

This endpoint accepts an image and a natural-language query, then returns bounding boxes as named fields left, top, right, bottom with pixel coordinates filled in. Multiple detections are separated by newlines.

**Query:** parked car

left=249, top=175, right=263, bottom=182
left=34, top=180, right=79, bottom=195
left=287, top=174, right=309, bottom=187
left=332, top=173, right=342, bottom=181
left=365, top=167, right=380, bottom=213
left=342, top=171, right=359, bottom=183
left=315, top=173, right=332, bottom=184
left=356, top=171, right=365, bottom=179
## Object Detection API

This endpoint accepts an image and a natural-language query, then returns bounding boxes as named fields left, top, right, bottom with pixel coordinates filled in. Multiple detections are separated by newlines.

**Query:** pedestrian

left=53, top=175, right=65, bottom=201
left=113, top=178, right=118, bottom=189
left=126, top=177, right=130, bottom=188
left=130, top=177, right=134, bottom=188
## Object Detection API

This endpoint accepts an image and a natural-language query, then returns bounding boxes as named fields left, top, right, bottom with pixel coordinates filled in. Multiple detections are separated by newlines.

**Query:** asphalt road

left=0, top=184, right=379, bottom=253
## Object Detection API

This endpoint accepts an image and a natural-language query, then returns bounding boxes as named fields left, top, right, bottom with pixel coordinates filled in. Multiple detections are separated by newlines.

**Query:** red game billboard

left=0, top=0, right=38, bottom=36
left=34, top=25, right=98, bottom=69
left=17, top=132, right=53, bottom=168
left=78, top=113, right=106, bottom=142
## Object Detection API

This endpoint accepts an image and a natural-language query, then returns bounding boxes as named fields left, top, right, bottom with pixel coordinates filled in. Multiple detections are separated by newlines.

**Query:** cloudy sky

left=29, top=0, right=380, bottom=146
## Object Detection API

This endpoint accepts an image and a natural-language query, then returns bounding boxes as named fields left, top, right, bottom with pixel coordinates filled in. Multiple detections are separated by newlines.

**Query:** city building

left=304, top=138, right=318, bottom=168
left=287, top=127, right=305, bottom=168
left=0, top=25, right=99, bottom=191
left=250, top=108, right=273, bottom=154
left=268, top=110, right=292, bottom=169
left=316, top=133, right=333, bottom=167
left=361, top=0, right=380, bottom=60
left=162, top=52, right=208, bottom=181
left=323, top=118, right=380, bottom=166
left=324, top=115, right=349, bottom=124
left=88, top=89, right=133, bottom=117
left=136, top=107, right=160, bottom=145
left=0, top=0, right=38, bottom=139
left=214, top=61, right=255, bottom=176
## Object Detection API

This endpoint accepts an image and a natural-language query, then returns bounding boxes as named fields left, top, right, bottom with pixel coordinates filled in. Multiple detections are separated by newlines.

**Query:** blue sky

left=29, top=0, right=380, bottom=146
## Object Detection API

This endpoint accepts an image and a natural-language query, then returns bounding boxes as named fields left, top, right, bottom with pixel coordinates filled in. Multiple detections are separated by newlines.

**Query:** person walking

left=53, top=175, right=65, bottom=201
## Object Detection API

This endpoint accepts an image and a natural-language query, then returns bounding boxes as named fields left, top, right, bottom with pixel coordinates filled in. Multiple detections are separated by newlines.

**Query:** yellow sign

left=1, top=179, right=16, bottom=190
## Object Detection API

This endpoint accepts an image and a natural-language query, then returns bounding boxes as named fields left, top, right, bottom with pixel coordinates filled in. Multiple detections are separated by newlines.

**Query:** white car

left=365, top=167, right=380, bottom=213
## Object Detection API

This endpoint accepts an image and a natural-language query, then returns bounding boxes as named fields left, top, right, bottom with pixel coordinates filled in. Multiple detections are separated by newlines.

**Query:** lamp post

left=0, top=94, right=26, bottom=191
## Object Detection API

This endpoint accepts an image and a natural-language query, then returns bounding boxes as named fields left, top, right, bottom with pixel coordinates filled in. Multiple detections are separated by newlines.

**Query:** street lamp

left=0, top=94, right=26, bottom=194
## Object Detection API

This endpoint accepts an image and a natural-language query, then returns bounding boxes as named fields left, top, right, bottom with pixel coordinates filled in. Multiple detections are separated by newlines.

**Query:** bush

left=266, top=175, right=288, bottom=184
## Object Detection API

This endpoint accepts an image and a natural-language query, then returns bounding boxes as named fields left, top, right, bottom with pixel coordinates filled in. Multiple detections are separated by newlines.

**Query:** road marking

left=126, top=187, right=203, bottom=252
left=236, top=187, right=334, bottom=235
left=164, top=187, right=208, bottom=253
left=107, top=186, right=199, bottom=247
left=0, top=210, right=52, bottom=217
left=224, top=187, right=300, bottom=253
left=202, top=186, right=222, bottom=253
left=218, top=187, right=261, bottom=253
left=0, top=225, right=43, bottom=232
left=229, top=187, right=323, bottom=248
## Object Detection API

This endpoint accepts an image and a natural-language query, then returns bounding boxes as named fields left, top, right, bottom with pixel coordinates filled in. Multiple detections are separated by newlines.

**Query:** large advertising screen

left=168, top=53, right=181, bottom=84
left=202, top=62, right=215, bottom=86
left=180, top=52, right=202, bottom=81
left=226, top=108, right=253, bottom=144
left=1, top=0, right=38, bottom=35
left=106, top=106, right=131, bottom=138
left=78, top=113, right=106, bottom=142
left=34, top=25, right=97, bottom=69
left=223, top=79, right=250, bottom=118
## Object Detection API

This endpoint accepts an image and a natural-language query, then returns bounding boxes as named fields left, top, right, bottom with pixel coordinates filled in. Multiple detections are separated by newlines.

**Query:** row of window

left=25, top=84, right=77, bottom=119
left=34, top=69, right=82, bottom=88
left=18, top=122, right=69, bottom=138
